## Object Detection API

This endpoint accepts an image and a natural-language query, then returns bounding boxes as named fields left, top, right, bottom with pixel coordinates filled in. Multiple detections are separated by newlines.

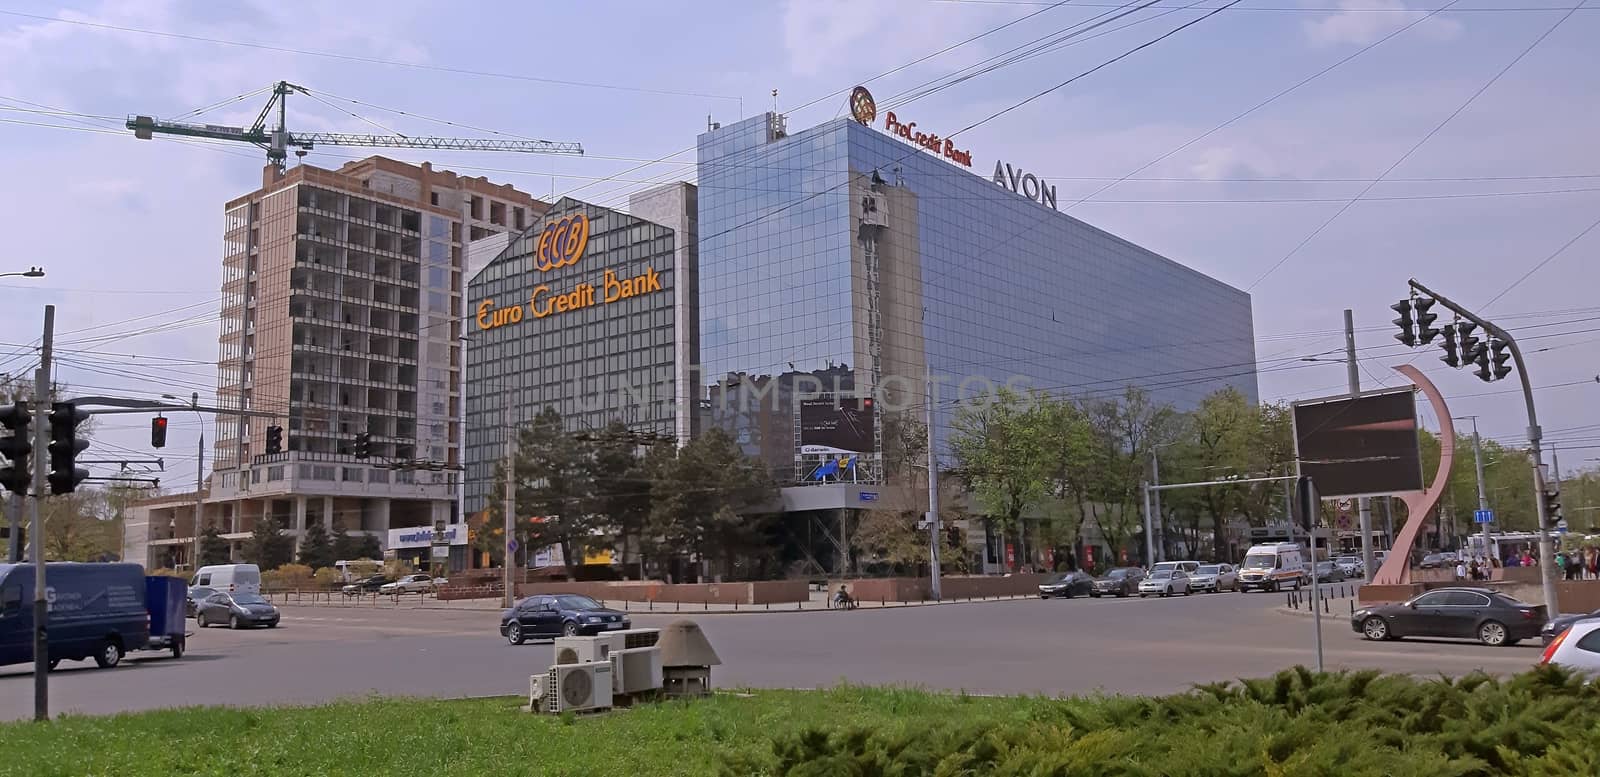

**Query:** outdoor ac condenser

left=546, top=661, right=613, bottom=714
left=554, top=635, right=617, bottom=665
left=612, top=646, right=663, bottom=695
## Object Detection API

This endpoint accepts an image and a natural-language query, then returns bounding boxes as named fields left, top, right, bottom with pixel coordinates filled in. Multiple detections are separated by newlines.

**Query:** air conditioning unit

left=610, top=646, right=663, bottom=696
left=554, top=634, right=620, bottom=665
left=529, top=673, right=548, bottom=708
left=616, top=628, right=660, bottom=650
left=546, top=662, right=612, bottom=714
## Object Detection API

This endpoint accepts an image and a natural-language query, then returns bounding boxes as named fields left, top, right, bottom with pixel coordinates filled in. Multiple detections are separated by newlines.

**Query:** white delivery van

left=190, top=564, right=261, bottom=594
left=1236, top=544, right=1304, bottom=592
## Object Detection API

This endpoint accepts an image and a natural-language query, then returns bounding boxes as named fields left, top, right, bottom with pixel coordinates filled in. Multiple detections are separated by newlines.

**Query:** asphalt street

left=0, top=590, right=1543, bottom=721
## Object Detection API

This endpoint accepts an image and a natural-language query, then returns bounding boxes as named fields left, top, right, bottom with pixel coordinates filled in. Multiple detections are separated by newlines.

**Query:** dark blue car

left=0, top=562, right=151, bottom=670
left=500, top=593, right=629, bottom=645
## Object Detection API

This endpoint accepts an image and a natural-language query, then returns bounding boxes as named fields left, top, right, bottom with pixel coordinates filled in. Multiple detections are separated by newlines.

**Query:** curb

left=273, top=595, right=1044, bottom=616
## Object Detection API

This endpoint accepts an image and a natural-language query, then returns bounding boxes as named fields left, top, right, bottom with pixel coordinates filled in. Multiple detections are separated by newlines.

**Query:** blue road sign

left=507, top=538, right=519, bottom=553
left=858, top=491, right=879, bottom=502
left=1474, top=509, right=1493, bottom=524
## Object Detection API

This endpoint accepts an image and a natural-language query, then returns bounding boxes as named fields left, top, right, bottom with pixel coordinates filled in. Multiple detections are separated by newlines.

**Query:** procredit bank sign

left=850, top=86, right=1054, bottom=209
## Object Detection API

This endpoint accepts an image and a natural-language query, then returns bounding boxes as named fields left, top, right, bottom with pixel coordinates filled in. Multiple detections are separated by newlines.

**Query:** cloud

left=1302, top=0, right=1463, bottom=48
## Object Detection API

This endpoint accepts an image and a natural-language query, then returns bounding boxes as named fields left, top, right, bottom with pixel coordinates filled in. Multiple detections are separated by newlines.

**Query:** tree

left=1078, top=388, right=1181, bottom=564
left=243, top=516, right=294, bottom=570
left=1188, top=388, right=1255, bottom=560
left=951, top=389, right=1050, bottom=571
left=198, top=524, right=232, bottom=565
left=591, top=421, right=655, bottom=578
left=297, top=520, right=335, bottom=570
left=492, top=408, right=601, bottom=579
left=39, top=492, right=119, bottom=562
left=649, top=428, right=780, bottom=581
left=332, top=522, right=380, bottom=561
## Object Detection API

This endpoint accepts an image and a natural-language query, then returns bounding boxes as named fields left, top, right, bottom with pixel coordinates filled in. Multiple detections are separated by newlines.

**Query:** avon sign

left=992, top=161, right=1057, bottom=210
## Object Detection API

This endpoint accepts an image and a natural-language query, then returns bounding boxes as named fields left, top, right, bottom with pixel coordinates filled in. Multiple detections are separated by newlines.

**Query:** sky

left=0, top=0, right=1596, bottom=494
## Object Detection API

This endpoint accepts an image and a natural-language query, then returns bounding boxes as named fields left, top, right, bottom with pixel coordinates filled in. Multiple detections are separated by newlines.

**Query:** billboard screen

left=799, top=398, right=876, bottom=455
left=1292, top=388, right=1423, bottom=498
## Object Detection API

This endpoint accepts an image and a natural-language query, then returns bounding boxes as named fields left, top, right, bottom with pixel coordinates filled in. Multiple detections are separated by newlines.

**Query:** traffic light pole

left=1345, top=309, right=1375, bottom=582
left=1408, top=279, right=1559, bottom=615
left=31, top=304, right=53, bottom=722
left=6, top=493, right=19, bottom=563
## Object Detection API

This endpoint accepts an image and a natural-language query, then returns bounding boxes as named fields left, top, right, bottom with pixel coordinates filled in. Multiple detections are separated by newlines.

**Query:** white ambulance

left=1237, top=543, right=1305, bottom=592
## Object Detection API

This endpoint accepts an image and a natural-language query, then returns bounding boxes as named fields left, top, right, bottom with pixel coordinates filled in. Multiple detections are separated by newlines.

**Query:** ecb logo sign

left=534, top=213, right=590, bottom=272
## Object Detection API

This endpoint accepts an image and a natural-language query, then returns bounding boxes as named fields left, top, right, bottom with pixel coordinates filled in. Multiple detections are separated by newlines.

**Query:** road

left=0, top=591, right=1542, bottom=721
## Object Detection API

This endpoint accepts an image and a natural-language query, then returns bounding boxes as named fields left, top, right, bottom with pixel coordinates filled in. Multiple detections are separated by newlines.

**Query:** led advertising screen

left=799, top=398, right=876, bottom=455
left=1292, top=388, right=1423, bottom=498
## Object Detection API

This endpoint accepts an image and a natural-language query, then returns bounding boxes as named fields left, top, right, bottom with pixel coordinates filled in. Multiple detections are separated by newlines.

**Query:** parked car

left=195, top=591, right=280, bottom=629
left=1037, top=571, right=1094, bottom=599
left=1334, top=556, right=1363, bottom=578
left=1541, top=608, right=1600, bottom=646
left=379, top=573, right=436, bottom=595
left=1541, top=618, right=1600, bottom=675
left=342, top=574, right=392, bottom=596
left=1314, top=561, right=1345, bottom=583
left=1090, top=567, right=1145, bottom=598
left=1352, top=587, right=1546, bottom=646
left=1138, top=569, right=1191, bottom=598
left=1419, top=553, right=1446, bottom=569
left=500, top=594, right=629, bottom=644
left=1188, top=564, right=1236, bottom=593
left=186, top=585, right=216, bottom=617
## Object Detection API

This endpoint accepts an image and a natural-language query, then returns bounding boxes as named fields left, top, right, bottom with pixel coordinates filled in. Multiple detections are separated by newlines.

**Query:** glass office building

left=698, top=110, right=1257, bottom=483
left=463, top=185, right=697, bottom=518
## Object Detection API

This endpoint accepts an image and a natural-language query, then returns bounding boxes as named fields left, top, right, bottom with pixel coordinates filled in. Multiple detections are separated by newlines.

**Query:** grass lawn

left=0, top=687, right=1035, bottom=777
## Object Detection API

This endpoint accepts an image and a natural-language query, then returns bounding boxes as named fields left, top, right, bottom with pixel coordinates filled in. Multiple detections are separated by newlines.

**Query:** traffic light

left=353, top=432, right=371, bottom=460
left=1413, top=297, right=1440, bottom=344
left=0, top=401, right=31, bottom=496
left=1437, top=324, right=1460, bottom=368
left=1472, top=347, right=1493, bottom=382
left=46, top=402, right=90, bottom=495
left=265, top=424, right=283, bottom=455
left=1390, top=299, right=1416, bottom=347
left=151, top=416, right=168, bottom=449
left=1456, top=321, right=1483, bottom=365
left=1489, top=339, right=1513, bottom=381
left=1543, top=482, right=1562, bottom=521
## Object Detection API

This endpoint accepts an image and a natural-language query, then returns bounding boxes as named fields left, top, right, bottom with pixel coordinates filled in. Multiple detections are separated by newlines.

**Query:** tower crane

left=127, top=80, right=582, bottom=172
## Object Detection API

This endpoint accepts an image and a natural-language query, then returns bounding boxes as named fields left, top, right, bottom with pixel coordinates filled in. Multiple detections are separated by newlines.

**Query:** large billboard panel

left=1292, top=388, right=1423, bottom=498
left=799, top=398, right=876, bottom=455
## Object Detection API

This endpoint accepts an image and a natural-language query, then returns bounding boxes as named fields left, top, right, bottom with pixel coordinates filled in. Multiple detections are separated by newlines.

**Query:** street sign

left=1474, top=509, right=1494, bottom=524
left=1556, top=519, right=1569, bottom=534
left=507, top=538, right=519, bottom=554
left=858, top=491, right=879, bottom=502
left=431, top=545, right=449, bottom=559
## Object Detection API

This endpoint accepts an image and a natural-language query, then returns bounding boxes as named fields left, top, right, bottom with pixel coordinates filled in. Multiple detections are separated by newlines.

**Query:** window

left=1444, top=591, right=1490, bottom=607
left=1576, top=628, right=1600, bottom=654
left=197, top=573, right=213, bottom=586
left=1411, top=591, right=1450, bottom=607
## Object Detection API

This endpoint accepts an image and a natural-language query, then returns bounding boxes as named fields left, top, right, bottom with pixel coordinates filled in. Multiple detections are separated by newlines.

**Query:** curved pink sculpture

left=1370, top=365, right=1454, bottom=585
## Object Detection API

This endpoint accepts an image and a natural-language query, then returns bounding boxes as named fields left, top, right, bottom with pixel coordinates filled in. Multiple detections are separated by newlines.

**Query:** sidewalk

left=265, top=589, right=1043, bottom=615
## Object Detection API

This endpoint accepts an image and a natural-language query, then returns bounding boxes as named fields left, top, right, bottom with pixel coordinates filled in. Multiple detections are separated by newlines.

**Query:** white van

left=190, top=564, right=261, bottom=594
left=1152, top=560, right=1200, bottom=576
left=1237, top=544, right=1304, bottom=592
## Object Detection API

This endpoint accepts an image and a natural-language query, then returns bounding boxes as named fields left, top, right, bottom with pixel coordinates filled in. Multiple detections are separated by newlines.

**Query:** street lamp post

left=0, top=267, right=45, bottom=279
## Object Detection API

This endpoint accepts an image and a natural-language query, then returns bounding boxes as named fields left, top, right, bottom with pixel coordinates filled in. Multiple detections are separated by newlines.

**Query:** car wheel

left=507, top=622, right=525, bottom=645
left=1184, top=587, right=1192, bottom=596
left=1478, top=620, right=1509, bottom=647
left=1361, top=616, right=1390, bottom=641
left=1139, top=593, right=1147, bottom=598
left=171, top=639, right=184, bottom=659
left=93, top=639, right=122, bottom=669
left=195, top=613, right=206, bottom=628
left=562, top=621, right=580, bottom=637
left=229, top=614, right=242, bottom=630
left=1089, top=593, right=1100, bottom=598
left=47, top=658, right=60, bottom=670
left=1117, top=589, right=1128, bottom=598
left=266, top=621, right=277, bottom=629
left=1063, top=590, right=1074, bottom=599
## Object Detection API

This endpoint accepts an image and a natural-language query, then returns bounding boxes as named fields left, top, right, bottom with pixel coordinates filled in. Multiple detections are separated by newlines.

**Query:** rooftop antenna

left=771, top=89, right=779, bottom=114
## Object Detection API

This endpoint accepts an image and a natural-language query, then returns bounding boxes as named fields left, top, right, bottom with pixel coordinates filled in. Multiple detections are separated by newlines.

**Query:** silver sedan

left=1188, top=564, right=1237, bottom=592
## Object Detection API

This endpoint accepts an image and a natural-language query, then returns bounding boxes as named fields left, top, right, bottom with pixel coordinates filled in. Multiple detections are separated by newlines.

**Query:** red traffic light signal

left=151, top=416, right=168, bottom=448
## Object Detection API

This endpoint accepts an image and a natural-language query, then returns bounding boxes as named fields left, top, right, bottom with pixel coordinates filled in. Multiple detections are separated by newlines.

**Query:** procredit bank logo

left=883, top=111, right=972, bottom=168
left=849, top=86, right=876, bottom=126
left=534, top=213, right=589, bottom=272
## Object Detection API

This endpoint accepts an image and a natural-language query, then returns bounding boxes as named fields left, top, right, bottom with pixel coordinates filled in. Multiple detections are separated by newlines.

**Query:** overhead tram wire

left=1244, top=2, right=1585, bottom=291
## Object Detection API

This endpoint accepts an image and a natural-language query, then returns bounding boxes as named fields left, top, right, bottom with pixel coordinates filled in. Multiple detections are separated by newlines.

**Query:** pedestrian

left=1588, top=547, right=1598, bottom=580
left=1468, top=558, right=1480, bottom=581
left=1455, top=559, right=1466, bottom=582
left=1557, top=551, right=1571, bottom=581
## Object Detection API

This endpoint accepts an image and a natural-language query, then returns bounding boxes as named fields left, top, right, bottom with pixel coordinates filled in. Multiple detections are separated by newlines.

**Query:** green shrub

left=729, top=666, right=1600, bottom=777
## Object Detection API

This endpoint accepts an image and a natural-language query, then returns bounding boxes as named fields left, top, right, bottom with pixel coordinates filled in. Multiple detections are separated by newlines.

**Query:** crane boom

left=126, top=80, right=583, bottom=171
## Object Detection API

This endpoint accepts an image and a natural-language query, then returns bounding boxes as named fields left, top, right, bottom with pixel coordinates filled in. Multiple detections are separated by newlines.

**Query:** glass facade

left=698, top=114, right=1258, bottom=475
left=464, top=198, right=680, bottom=516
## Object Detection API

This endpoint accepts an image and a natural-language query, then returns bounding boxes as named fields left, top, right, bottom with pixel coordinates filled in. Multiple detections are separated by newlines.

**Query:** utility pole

left=1142, top=481, right=1154, bottom=568
left=501, top=394, right=520, bottom=609
left=31, top=304, right=53, bottom=722
left=1150, top=451, right=1164, bottom=561
left=191, top=392, right=203, bottom=570
left=925, top=367, right=942, bottom=601
left=6, top=493, right=19, bottom=563
left=1344, top=309, right=1375, bottom=581
left=1462, top=416, right=1491, bottom=565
